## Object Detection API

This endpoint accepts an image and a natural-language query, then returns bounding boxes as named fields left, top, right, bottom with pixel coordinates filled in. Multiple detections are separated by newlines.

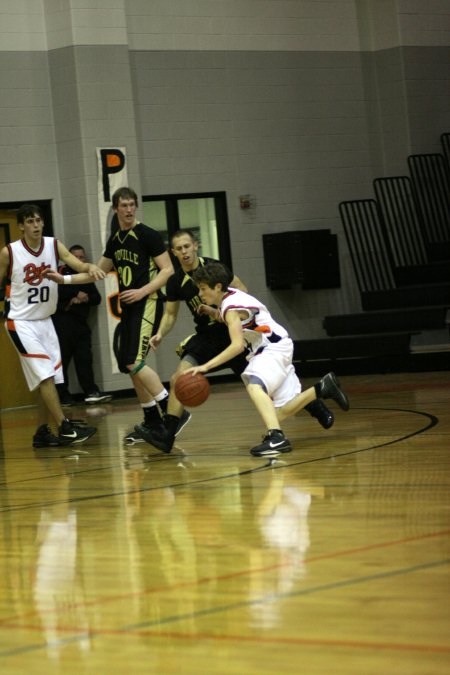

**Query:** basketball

left=175, top=372, right=210, bottom=407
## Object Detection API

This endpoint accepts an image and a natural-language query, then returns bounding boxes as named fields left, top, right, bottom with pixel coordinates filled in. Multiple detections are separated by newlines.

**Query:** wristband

left=63, top=275, right=72, bottom=284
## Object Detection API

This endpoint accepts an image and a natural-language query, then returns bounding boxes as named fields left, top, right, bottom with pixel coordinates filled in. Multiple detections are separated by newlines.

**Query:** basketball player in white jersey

left=0, top=204, right=105, bottom=448
left=145, top=261, right=349, bottom=457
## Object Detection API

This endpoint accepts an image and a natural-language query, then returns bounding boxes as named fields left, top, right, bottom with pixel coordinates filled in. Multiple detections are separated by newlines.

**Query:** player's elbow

left=234, top=338, right=246, bottom=354
left=162, top=262, right=175, bottom=278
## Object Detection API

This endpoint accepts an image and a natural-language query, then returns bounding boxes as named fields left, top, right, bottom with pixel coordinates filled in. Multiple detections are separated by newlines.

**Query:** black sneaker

left=33, top=424, right=70, bottom=448
left=124, top=428, right=146, bottom=444
left=250, top=430, right=292, bottom=457
left=318, top=372, right=350, bottom=411
left=174, top=410, right=192, bottom=437
left=304, top=399, right=335, bottom=429
left=135, top=423, right=174, bottom=454
left=84, top=391, right=113, bottom=404
left=58, top=418, right=97, bottom=444
left=124, top=417, right=165, bottom=443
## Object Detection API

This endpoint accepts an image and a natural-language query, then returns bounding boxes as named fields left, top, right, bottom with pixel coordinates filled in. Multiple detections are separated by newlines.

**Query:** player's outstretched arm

left=41, top=268, right=64, bottom=284
left=149, top=300, right=180, bottom=350
left=57, top=242, right=109, bottom=280
left=42, top=257, right=111, bottom=285
left=120, top=250, right=174, bottom=304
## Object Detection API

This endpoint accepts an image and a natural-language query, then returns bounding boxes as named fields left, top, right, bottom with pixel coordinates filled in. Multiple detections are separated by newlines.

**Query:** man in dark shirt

left=52, top=245, right=112, bottom=406
left=101, top=187, right=174, bottom=434
left=44, top=188, right=175, bottom=435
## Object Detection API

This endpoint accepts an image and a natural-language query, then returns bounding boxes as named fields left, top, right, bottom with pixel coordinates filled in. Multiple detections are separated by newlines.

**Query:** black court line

left=1, top=557, right=449, bottom=658
left=0, top=406, right=438, bottom=513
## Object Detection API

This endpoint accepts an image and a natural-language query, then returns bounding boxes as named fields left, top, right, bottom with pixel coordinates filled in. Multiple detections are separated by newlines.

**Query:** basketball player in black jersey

left=45, top=187, right=175, bottom=436
left=135, top=229, right=334, bottom=452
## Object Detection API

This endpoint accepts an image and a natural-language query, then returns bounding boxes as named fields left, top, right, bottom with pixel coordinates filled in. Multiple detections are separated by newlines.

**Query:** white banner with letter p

left=96, top=147, right=128, bottom=374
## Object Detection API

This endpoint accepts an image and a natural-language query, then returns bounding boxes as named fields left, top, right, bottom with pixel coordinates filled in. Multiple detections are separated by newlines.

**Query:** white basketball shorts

left=241, top=337, right=301, bottom=408
left=5, top=317, right=64, bottom=391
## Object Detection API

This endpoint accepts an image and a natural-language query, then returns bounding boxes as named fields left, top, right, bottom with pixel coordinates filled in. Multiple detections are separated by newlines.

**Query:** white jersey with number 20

left=6, top=237, right=59, bottom=320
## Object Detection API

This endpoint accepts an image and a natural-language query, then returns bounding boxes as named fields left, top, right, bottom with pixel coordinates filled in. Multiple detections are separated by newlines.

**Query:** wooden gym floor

left=0, top=371, right=449, bottom=675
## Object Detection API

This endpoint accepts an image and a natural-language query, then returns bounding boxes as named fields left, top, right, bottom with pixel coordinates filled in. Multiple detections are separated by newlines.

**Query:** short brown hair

left=17, top=204, right=43, bottom=224
left=112, top=187, right=139, bottom=208
left=193, top=261, right=233, bottom=290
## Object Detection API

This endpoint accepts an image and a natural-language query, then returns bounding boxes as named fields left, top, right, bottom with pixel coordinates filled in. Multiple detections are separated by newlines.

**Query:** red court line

left=1, top=527, right=449, bottom=627
left=112, top=629, right=450, bottom=654
left=76, top=628, right=450, bottom=654
left=2, top=619, right=450, bottom=655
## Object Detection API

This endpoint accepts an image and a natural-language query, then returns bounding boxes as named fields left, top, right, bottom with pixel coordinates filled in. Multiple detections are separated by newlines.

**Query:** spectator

left=52, top=245, right=112, bottom=406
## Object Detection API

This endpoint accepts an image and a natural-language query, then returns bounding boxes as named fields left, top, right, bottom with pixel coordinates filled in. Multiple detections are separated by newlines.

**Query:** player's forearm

left=157, top=312, right=177, bottom=339
left=63, top=272, right=94, bottom=284
left=202, top=341, right=245, bottom=372
left=71, top=261, right=90, bottom=274
left=142, top=264, right=174, bottom=298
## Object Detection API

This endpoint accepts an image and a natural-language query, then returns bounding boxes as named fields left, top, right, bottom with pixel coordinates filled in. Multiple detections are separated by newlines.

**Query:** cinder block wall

left=0, top=0, right=448, bottom=390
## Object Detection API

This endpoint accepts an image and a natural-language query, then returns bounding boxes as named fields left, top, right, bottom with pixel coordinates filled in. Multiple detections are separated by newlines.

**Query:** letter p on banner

left=96, top=147, right=128, bottom=248
left=99, top=148, right=126, bottom=203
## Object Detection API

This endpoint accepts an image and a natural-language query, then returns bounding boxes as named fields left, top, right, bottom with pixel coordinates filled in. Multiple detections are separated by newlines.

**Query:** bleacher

left=293, top=132, right=450, bottom=376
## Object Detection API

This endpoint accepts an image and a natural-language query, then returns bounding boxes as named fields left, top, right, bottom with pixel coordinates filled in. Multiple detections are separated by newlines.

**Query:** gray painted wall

left=0, top=0, right=449, bottom=391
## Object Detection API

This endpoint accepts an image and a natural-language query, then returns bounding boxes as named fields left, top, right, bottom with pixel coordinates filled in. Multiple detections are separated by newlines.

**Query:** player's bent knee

left=247, top=377, right=268, bottom=394
left=127, top=360, right=145, bottom=376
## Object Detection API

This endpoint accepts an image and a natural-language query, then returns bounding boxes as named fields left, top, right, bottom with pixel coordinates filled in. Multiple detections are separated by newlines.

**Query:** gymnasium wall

left=0, top=0, right=449, bottom=392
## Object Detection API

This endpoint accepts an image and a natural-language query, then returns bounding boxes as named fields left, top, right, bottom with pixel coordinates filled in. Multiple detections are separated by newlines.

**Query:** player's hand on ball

left=184, top=365, right=207, bottom=376
left=175, top=371, right=210, bottom=407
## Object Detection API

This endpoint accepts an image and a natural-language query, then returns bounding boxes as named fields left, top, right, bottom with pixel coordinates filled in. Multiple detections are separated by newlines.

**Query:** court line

left=1, top=557, right=449, bottom=657
left=0, top=405, right=445, bottom=648
left=1, top=526, right=449, bottom=628
left=0, top=406, right=439, bottom=514
left=271, top=407, right=439, bottom=471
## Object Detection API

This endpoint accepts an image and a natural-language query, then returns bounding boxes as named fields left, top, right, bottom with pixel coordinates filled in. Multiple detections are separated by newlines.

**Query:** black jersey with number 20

left=103, top=223, right=166, bottom=294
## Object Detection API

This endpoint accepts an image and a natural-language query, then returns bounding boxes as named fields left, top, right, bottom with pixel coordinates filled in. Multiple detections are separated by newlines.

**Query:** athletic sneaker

left=318, top=372, right=350, bottom=411
left=173, top=410, right=191, bottom=437
left=32, top=424, right=70, bottom=449
left=250, top=429, right=292, bottom=457
left=124, top=426, right=147, bottom=444
left=124, top=415, right=165, bottom=443
left=135, top=422, right=174, bottom=454
left=84, top=391, right=113, bottom=404
left=58, top=418, right=97, bottom=444
left=126, top=410, right=191, bottom=445
left=304, top=399, right=334, bottom=429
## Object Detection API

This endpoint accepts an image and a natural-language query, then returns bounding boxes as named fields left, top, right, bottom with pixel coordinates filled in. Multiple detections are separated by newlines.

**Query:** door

left=142, top=192, right=232, bottom=268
